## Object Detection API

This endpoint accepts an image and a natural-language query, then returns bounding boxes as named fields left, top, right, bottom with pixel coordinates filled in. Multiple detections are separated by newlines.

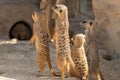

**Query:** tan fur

left=40, top=0, right=74, bottom=42
left=80, top=20, right=104, bottom=80
left=30, top=11, right=59, bottom=77
left=71, top=34, right=88, bottom=80
left=40, top=0, right=57, bottom=39
left=52, top=28, right=74, bottom=46
left=52, top=4, right=79, bottom=78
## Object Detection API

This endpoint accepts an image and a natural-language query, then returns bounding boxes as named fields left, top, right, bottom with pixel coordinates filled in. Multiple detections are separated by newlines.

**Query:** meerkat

left=40, top=0, right=57, bottom=39
left=30, top=11, right=59, bottom=77
left=71, top=34, right=88, bottom=80
left=79, top=20, right=104, bottom=80
left=52, top=4, right=80, bottom=78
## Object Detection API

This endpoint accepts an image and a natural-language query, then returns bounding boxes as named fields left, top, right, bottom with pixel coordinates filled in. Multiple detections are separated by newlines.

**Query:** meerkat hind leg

left=58, top=64, right=66, bottom=78
left=66, top=62, right=70, bottom=77
left=36, top=64, right=45, bottom=77
left=38, top=62, right=46, bottom=76
left=36, top=54, right=46, bottom=76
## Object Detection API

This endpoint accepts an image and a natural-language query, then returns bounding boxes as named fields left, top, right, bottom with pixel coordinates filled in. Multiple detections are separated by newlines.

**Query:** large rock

left=92, top=0, right=120, bottom=58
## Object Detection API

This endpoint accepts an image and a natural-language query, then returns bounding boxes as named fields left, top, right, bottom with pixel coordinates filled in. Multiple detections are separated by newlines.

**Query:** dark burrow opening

left=9, top=21, right=33, bottom=40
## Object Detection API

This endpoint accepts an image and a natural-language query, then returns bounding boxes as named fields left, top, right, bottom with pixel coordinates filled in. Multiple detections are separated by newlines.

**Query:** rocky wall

left=0, top=2, right=38, bottom=39
left=92, top=0, right=120, bottom=58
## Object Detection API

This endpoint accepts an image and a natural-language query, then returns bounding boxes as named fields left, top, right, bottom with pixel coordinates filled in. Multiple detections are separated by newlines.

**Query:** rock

left=93, top=0, right=120, bottom=59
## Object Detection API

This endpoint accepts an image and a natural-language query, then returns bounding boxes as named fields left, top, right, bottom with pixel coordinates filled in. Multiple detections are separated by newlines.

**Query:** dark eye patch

left=89, top=21, right=93, bottom=26
left=60, top=9, right=62, bottom=13
left=82, top=20, right=87, bottom=24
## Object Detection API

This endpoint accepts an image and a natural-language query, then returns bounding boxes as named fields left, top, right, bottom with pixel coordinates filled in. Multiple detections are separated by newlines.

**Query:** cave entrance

left=9, top=21, right=33, bottom=40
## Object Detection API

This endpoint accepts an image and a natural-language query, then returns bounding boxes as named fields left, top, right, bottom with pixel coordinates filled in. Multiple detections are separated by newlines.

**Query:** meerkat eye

left=59, top=9, right=62, bottom=13
left=82, top=20, right=87, bottom=24
left=89, top=21, right=93, bottom=26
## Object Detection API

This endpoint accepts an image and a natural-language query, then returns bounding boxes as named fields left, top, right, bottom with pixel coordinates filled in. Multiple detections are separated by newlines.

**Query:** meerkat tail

left=46, top=52, right=61, bottom=77
left=67, top=56, right=81, bottom=77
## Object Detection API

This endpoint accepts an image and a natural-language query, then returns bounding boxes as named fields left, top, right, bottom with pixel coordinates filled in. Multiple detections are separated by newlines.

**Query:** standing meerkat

left=30, top=11, right=59, bottom=77
left=80, top=20, right=104, bottom=80
left=71, top=34, right=88, bottom=80
left=52, top=4, right=79, bottom=78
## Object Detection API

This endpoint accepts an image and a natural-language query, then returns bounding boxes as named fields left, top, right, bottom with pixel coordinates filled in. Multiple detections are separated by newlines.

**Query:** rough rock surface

left=0, top=40, right=79, bottom=80
left=0, top=40, right=120, bottom=80
left=92, top=0, right=120, bottom=58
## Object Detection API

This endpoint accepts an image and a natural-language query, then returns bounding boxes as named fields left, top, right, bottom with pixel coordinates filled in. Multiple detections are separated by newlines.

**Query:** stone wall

left=92, top=0, right=120, bottom=58
left=0, top=0, right=39, bottom=39
left=0, top=0, right=93, bottom=40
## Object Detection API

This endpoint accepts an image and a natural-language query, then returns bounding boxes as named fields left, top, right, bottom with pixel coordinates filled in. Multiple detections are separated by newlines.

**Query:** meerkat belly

left=55, top=35, right=70, bottom=65
left=56, top=35, right=70, bottom=54
left=35, top=32, right=48, bottom=62
left=88, top=43, right=99, bottom=66
left=71, top=48, right=88, bottom=75
left=55, top=35, right=71, bottom=72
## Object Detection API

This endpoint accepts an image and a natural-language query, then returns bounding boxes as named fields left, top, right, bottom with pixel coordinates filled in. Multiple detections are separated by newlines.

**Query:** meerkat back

left=31, top=11, right=59, bottom=77
left=71, top=34, right=88, bottom=80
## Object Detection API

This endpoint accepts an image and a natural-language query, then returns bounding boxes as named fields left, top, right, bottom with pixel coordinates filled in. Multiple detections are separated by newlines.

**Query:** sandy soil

left=0, top=40, right=120, bottom=80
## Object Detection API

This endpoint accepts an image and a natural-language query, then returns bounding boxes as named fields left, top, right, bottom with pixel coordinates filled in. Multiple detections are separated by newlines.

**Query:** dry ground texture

left=0, top=40, right=120, bottom=80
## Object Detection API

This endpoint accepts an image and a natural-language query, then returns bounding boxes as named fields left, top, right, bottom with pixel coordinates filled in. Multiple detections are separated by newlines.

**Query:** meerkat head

left=73, top=34, right=85, bottom=48
left=32, top=11, right=45, bottom=22
left=40, top=0, right=48, bottom=9
left=79, top=20, right=94, bottom=34
left=52, top=4, right=68, bottom=19
left=79, top=20, right=93, bottom=29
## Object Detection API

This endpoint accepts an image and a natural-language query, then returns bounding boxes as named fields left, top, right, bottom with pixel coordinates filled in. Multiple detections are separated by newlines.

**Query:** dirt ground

left=0, top=40, right=120, bottom=80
